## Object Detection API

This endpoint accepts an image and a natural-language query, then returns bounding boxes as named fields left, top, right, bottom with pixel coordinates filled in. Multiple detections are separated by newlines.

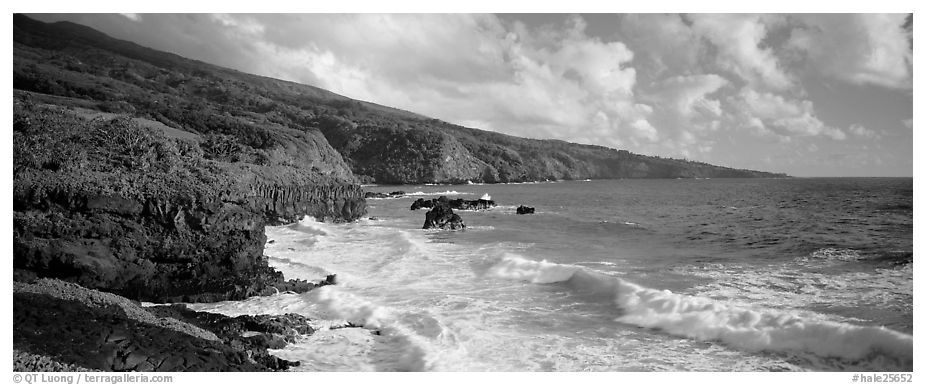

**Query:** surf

left=486, top=254, right=913, bottom=370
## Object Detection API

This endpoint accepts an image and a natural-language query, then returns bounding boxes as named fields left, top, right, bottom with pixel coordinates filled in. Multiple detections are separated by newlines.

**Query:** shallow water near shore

left=188, top=178, right=913, bottom=371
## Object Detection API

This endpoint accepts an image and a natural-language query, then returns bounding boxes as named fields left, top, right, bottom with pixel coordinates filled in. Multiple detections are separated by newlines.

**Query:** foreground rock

left=14, top=278, right=311, bottom=372
left=422, top=197, right=466, bottom=230
left=411, top=197, right=496, bottom=211
left=516, top=205, right=535, bottom=214
left=14, top=350, right=95, bottom=372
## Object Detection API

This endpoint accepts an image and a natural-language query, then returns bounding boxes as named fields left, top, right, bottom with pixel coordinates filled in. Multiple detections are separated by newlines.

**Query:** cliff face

left=13, top=101, right=364, bottom=302
left=13, top=13, right=369, bottom=303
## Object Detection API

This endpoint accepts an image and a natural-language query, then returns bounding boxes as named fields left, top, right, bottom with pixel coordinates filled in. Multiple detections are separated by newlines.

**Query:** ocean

left=187, top=178, right=913, bottom=371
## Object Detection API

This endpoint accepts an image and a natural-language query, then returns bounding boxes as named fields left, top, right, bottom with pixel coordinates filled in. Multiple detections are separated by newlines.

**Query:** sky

left=27, top=13, right=914, bottom=177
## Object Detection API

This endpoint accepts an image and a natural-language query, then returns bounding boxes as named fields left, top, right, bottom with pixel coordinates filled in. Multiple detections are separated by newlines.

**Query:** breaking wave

left=487, top=254, right=913, bottom=370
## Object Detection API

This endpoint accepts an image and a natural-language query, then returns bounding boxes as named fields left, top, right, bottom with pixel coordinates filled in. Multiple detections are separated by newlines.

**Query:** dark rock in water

left=365, top=192, right=389, bottom=199
left=412, top=196, right=495, bottom=211
left=365, top=190, right=405, bottom=199
left=450, top=198, right=496, bottom=211
left=410, top=197, right=434, bottom=210
left=423, top=197, right=466, bottom=230
left=516, top=205, right=535, bottom=214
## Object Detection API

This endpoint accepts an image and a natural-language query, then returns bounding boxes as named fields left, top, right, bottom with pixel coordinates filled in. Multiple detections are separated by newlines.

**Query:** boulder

left=410, top=198, right=435, bottom=210
left=422, top=197, right=466, bottom=230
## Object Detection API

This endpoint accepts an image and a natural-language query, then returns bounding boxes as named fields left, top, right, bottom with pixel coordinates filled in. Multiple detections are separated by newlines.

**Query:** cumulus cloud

left=218, top=14, right=657, bottom=148
left=689, top=14, right=793, bottom=91
left=616, top=14, right=703, bottom=80
left=788, top=14, right=912, bottom=89
left=733, top=88, right=846, bottom=140
left=644, top=74, right=729, bottom=120
left=848, top=124, right=881, bottom=139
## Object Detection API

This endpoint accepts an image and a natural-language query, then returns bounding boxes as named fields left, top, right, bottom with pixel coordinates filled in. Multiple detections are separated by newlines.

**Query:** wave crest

left=487, top=255, right=913, bottom=369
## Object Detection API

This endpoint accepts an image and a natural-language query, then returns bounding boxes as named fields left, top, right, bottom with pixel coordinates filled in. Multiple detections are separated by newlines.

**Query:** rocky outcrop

left=14, top=278, right=311, bottom=371
left=364, top=190, right=405, bottom=199
left=422, top=197, right=466, bottom=230
left=13, top=103, right=362, bottom=303
left=411, top=197, right=496, bottom=211
left=411, top=198, right=435, bottom=210
left=516, top=205, right=535, bottom=214
left=451, top=198, right=496, bottom=211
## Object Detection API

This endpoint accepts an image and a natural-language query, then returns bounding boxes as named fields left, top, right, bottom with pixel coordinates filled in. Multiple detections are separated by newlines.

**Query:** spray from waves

left=292, top=216, right=334, bottom=235
left=486, top=254, right=913, bottom=369
left=304, top=286, right=462, bottom=371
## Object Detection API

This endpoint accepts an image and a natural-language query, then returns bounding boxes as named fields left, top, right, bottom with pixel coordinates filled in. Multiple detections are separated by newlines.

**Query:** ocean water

left=187, top=178, right=913, bottom=371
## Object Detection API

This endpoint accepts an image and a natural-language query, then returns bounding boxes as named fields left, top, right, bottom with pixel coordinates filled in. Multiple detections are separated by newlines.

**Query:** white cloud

left=689, top=14, right=793, bottom=90
left=788, top=14, right=912, bottom=89
left=734, top=88, right=845, bottom=140
left=848, top=124, right=881, bottom=139
left=617, top=14, right=702, bottom=80
left=645, top=74, right=729, bottom=119
left=630, top=119, right=659, bottom=142
left=217, top=14, right=656, bottom=149
left=120, top=13, right=141, bottom=22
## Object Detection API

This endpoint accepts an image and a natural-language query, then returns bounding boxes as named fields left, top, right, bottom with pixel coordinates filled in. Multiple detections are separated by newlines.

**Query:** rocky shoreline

left=14, top=278, right=321, bottom=371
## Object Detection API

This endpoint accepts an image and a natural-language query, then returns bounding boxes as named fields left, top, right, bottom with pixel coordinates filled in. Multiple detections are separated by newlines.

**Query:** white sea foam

left=486, top=254, right=913, bottom=369
left=405, top=190, right=472, bottom=196
left=673, top=250, right=913, bottom=331
left=195, top=213, right=913, bottom=371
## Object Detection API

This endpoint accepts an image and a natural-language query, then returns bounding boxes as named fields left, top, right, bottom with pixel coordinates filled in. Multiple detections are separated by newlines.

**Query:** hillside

left=13, top=14, right=786, bottom=186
